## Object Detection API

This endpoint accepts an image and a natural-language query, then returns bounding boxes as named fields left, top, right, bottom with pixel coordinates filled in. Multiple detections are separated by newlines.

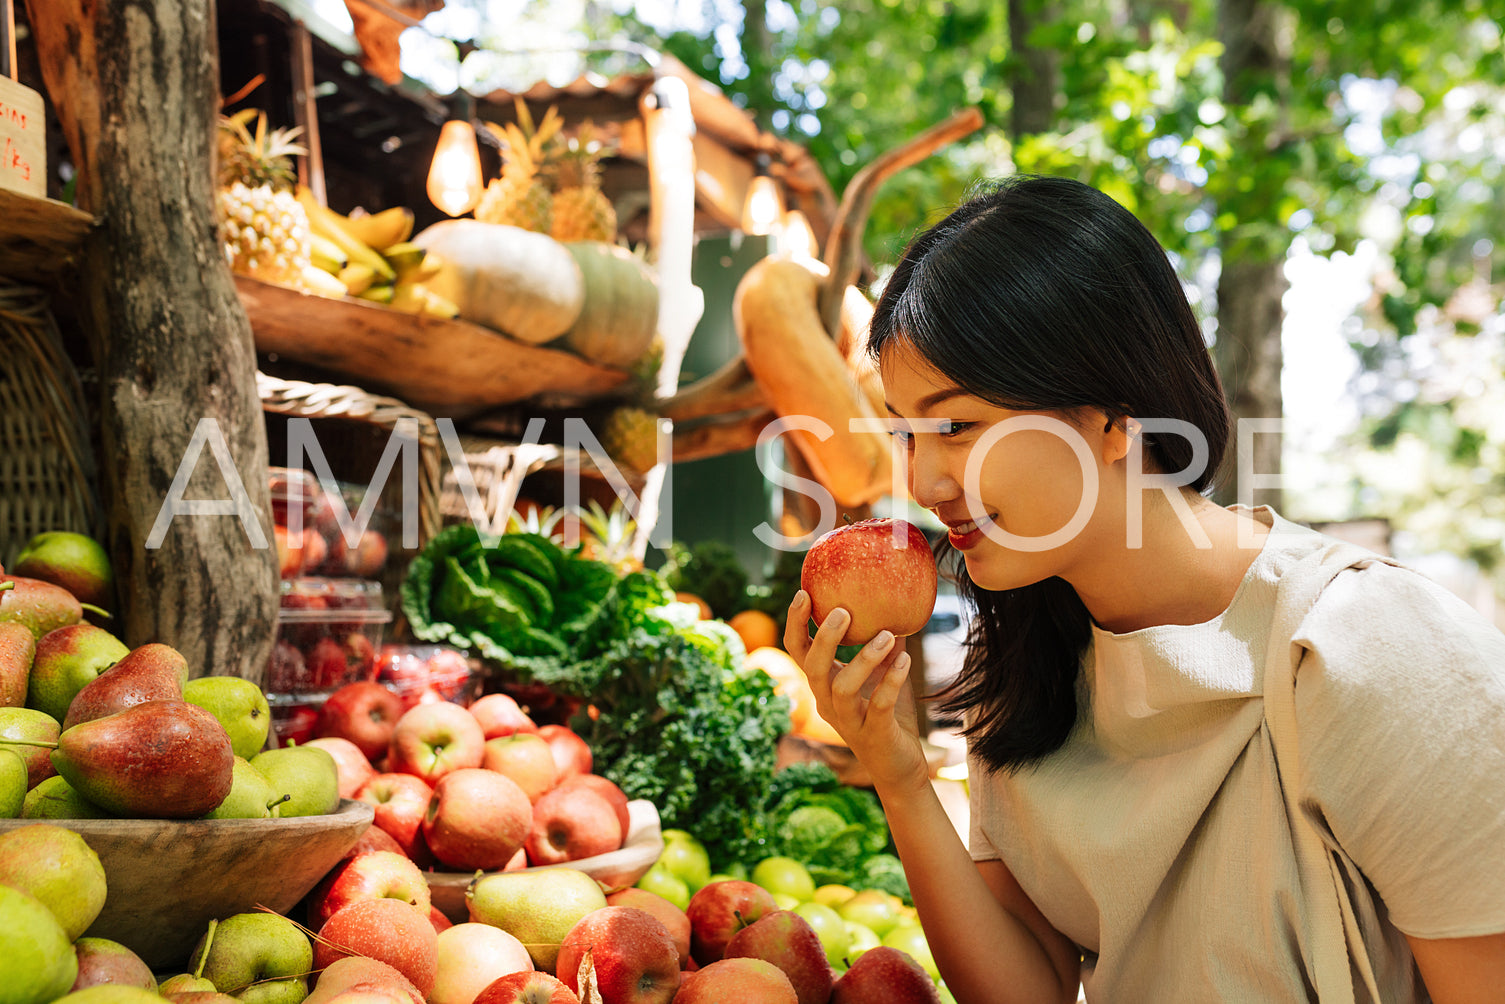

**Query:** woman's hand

left=785, top=589, right=931, bottom=795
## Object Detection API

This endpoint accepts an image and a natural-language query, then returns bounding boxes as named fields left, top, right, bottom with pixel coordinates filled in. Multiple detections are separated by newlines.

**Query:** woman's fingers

left=784, top=590, right=813, bottom=660
left=830, top=630, right=894, bottom=702
left=864, top=651, right=912, bottom=727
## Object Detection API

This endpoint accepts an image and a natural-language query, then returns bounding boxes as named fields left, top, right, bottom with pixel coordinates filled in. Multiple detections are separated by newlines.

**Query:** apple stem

left=842, top=513, right=853, bottom=524
left=0, top=738, right=58, bottom=749
left=266, top=794, right=291, bottom=812
left=0, top=581, right=12, bottom=594
left=194, top=919, right=217, bottom=979
left=80, top=603, right=111, bottom=620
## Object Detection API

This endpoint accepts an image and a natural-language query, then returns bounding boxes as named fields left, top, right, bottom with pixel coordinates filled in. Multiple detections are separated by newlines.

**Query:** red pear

left=0, top=622, right=35, bottom=707
left=51, top=700, right=234, bottom=818
left=62, top=643, right=189, bottom=730
left=0, top=573, right=83, bottom=639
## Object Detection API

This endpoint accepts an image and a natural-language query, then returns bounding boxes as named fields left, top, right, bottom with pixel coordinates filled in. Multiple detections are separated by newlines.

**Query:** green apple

left=792, top=900, right=851, bottom=969
left=203, top=757, right=285, bottom=819
left=635, top=862, right=690, bottom=911
left=467, top=866, right=608, bottom=972
left=882, top=923, right=940, bottom=980
left=250, top=745, right=339, bottom=817
left=26, top=624, right=129, bottom=723
left=657, top=828, right=712, bottom=893
left=183, top=676, right=272, bottom=759
left=188, top=911, right=314, bottom=1004
left=13, top=531, right=115, bottom=611
left=0, top=747, right=25, bottom=817
left=771, top=892, right=801, bottom=911
left=836, top=888, right=903, bottom=938
left=0, top=821, right=108, bottom=939
left=751, top=855, right=817, bottom=901
left=843, top=919, right=882, bottom=962
left=22, top=774, right=111, bottom=819
left=0, top=882, right=78, bottom=1002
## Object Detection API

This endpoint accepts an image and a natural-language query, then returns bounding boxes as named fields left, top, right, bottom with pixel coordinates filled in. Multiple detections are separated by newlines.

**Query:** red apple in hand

left=469, top=693, right=538, bottom=739
left=317, top=681, right=404, bottom=761
left=388, top=702, right=485, bottom=783
left=525, top=784, right=622, bottom=866
left=556, top=906, right=680, bottom=1004
left=421, top=768, right=532, bottom=871
left=536, top=724, right=592, bottom=779
left=358, top=772, right=435, bottom=858
left=800, top=518, right=937, bottom=645
left=687, top=880, right=779, bottom=966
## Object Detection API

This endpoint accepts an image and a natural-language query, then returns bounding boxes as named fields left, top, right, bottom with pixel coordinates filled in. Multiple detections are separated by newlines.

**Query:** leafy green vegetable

left=661, top=540, right=750, bottom=620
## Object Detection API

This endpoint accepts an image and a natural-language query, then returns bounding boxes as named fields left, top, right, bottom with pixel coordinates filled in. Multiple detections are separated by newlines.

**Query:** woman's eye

left=889, top=428, right=915, bottom=447
left=938, top=420, right=972, bottom=437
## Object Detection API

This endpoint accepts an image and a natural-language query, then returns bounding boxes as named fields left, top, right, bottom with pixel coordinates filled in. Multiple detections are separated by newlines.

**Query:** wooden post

left=24, top=0, right=279, bottom=682
left=1, top=0, right=15, bottom=80
left=290, top=23, right=326, bottom=207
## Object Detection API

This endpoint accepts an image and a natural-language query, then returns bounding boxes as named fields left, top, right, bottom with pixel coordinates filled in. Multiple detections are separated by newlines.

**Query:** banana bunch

left=295, top=188, right=460, bottom=319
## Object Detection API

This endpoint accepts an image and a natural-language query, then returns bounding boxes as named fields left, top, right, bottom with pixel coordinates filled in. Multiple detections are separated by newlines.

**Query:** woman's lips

left=946, top=515, right=995, bottom=551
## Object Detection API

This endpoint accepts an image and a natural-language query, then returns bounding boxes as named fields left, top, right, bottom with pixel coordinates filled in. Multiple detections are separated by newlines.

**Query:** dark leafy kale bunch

left=660, top=540, right=749, bottom=621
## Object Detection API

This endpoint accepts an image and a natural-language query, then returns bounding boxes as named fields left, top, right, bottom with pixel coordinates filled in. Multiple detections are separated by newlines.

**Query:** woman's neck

left=1065, top=493, right=1271, bottom=635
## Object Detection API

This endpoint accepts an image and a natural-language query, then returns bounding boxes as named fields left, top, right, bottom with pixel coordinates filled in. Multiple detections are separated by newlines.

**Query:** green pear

left=13, top=531, right=115, bottom=611
left=183, top=676, right=271, bottom=759
left=62, top=642, right=189, bottom=730
left=0, top=572, right=84, bottom=639
left=71, top=937, right=158, bottom=991
left=188, top=912, right=314, bottom=1004
left=0, top=621, right=34, bottom=707
left=250, top=744, right=339, bottom=817
left=0, top=705, right=62, bottom=788
left=49, top=988, right=166, bottom=1004
left=0, top=821, right=109, bottom=940
left=0, top=882, right=78, bottom=1003
left=466, top=866, right=608, bottom=972
left=27, top=624, right=130, bottom=723
left=203, top=757, right=286, bottom=819
left=52, top=700, right=235, bottom=818
left=22, top=775, right=112, bottom=819
left=0, top=747, right=25, bottom=817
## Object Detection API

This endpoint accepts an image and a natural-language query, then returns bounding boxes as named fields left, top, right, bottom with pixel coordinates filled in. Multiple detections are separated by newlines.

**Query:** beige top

left=967, top=510, right=1505, bottom=1002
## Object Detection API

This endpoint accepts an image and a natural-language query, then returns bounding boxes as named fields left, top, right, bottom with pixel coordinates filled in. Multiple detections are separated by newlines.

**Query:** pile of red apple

left=308, top=682, right=627, bottom=874
left=271, top=467, right=390, bottom=581
left=267, top=578, right=391, bottom=705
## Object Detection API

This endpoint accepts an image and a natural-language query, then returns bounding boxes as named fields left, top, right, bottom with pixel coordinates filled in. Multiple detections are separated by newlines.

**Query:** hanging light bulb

left=779, top=208, right=819, bottom=263
left=741, top=152, right=784, bottom=236
left=427, top=115, right=483, bottom=217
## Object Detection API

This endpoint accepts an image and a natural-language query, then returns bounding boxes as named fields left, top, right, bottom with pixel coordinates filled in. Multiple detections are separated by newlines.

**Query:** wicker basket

left=0, top=280, right=102, bottom=564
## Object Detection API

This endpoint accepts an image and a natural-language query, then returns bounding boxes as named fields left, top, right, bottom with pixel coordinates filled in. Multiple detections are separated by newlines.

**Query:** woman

left=785, top=175, right=1505, bottom=1003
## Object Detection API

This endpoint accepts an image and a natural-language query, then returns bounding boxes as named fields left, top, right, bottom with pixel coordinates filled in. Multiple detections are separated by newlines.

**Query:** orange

left=675, top=592, right=713, bottom=619
left=727, top=609, right=779, bottom=652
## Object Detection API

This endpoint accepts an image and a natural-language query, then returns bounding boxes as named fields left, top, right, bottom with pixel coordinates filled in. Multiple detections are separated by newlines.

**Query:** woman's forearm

left=875, top=775, right=1080, bottom=1004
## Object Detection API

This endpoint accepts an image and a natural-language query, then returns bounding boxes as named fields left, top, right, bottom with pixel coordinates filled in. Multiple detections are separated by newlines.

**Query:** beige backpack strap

left=1263, top=539, right=1399, bottom=1003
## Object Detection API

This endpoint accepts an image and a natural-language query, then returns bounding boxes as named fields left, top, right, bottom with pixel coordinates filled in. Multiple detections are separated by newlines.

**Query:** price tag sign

left=0, top=74, right=44, bottom=198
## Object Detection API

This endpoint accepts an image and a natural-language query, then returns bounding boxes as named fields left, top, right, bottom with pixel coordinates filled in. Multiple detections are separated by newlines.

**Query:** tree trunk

left=25, top=0, right=278, bottom=682
left=1007, top=0, right=1060, bottom=138
left=1214, top=0, right=1291, bottom=510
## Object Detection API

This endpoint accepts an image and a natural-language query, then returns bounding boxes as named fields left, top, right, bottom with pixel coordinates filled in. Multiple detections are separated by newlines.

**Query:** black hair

left=868, top=174, right=1231, bottom=773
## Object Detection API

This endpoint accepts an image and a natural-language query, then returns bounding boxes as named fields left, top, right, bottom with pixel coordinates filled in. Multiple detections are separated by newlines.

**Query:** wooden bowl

left=427, top=799, right=663, bottom=923
left=0, top=799, right=373, bottom=970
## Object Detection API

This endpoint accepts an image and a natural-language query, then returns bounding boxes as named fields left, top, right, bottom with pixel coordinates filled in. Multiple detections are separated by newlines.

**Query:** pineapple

left=476, top=100, right=563, bottom=233
left=600, top=406, right=664, bottom=475
left=572, top=499, right=643, bottom=573
left=548, top=122, right=617, bottom=244
left=216, top=109, right=314, bottom=289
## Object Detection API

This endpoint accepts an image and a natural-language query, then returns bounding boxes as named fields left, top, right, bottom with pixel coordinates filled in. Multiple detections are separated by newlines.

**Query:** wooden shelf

left=0, top=190, right=95, bottom=284
left=236, top=275, right=634, bottom=420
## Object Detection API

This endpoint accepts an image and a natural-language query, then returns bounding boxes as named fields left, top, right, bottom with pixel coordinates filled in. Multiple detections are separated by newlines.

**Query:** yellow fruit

left=342, top=206, right=414, bottom=248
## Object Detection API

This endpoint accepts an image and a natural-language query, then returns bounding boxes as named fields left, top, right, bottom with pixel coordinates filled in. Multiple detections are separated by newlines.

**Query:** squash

left=734, top=254, right=892, bottom=509
left=412, top=219, right=584, bottom=344
left=558, top=241, right=660, bottom=368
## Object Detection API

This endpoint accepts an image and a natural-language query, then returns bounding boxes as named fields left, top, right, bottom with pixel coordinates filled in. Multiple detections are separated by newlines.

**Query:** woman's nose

left=906, top=443, right=960, bottom=511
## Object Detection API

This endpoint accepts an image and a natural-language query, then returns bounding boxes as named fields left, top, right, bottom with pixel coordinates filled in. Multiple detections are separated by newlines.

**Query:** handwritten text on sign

left=0, top=75, right=45, bottom=199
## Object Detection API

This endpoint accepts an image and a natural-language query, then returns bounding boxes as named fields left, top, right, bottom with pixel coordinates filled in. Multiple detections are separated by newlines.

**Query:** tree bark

left=25, top=0, right=278, bottom=682
left=1007, top=0, right=1060, bottom=138
left=1214, top=0, right=1291, bottom=510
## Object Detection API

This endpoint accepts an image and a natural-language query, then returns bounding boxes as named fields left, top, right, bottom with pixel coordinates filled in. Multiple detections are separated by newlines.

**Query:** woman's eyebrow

left=885, top=388, right=969, bottom=415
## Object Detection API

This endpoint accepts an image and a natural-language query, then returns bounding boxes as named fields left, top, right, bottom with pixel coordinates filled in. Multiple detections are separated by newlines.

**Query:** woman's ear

left=1101, top=415, right=1141, bottom=465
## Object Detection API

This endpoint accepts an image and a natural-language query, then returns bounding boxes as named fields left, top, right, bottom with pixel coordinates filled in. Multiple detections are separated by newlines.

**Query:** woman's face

left=879, top=341, right=1116, bottom=592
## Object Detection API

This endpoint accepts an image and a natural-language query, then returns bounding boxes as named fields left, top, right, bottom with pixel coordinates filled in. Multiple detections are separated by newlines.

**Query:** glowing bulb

left=779, top=208, right=819, bottom=262
left=427, top=119, right=483, bottom=217
left=741, top=174, right=783, bottom=236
